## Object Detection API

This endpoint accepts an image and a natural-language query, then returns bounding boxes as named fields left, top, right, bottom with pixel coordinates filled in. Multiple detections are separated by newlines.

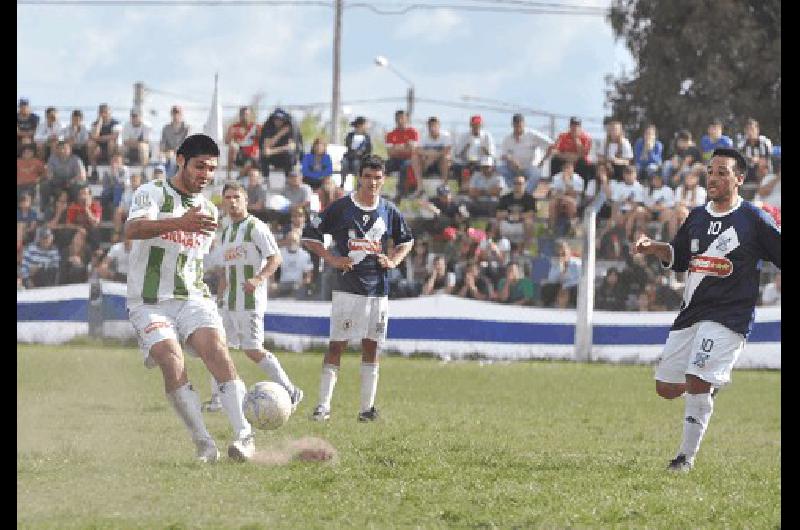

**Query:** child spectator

left=700, top=117, right=733, bottom=162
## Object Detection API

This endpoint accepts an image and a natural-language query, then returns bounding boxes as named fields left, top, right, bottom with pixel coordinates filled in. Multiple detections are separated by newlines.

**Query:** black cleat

left=667, top=453, right=692, bottom=472
left=357, top=406, right=380, bottom=422
left=711, top=386, right=720, bottom=399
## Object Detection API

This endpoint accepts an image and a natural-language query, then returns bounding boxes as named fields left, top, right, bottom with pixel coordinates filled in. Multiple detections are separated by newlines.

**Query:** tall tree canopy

left=606, top=0, right=780, bottom=144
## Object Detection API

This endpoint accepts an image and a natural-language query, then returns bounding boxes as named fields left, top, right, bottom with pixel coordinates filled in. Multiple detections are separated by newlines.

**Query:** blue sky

left=17, top=1, right=634, bottom=143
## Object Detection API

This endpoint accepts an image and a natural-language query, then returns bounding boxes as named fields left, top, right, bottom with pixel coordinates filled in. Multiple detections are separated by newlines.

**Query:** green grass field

left=18, top=342, right=780, bottom=529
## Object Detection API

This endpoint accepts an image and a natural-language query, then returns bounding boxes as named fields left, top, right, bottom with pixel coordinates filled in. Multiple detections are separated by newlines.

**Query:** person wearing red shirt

left=224, top=106, right=261, bottom=178
left=541, top=116, right=593, bottom=178
left=66, top=184, right=102, bottom=251
left=385, top=109, right=419, bottom=200
left=17, top=144, right=46, bottom=197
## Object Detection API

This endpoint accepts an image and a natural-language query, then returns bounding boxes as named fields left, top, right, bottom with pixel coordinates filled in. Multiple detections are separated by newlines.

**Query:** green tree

left=606, top=0, right=780, bottom=144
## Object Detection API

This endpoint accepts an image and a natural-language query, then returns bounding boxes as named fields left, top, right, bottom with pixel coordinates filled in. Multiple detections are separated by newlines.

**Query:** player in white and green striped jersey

left=125, top=134, right=255, bottom=463
left=203, top=182, right=303, bottom=413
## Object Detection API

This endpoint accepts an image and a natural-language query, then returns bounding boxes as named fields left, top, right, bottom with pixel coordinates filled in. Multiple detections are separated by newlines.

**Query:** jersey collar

left=166, top=176, right=199, bottom=206
left=350, top=192, right=380, bottom=211
left=705, top=195, right=742, bottom=218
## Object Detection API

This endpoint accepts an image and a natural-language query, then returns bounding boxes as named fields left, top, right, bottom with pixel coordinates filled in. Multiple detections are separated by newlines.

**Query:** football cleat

left=357, top=406, right=380, bottom=422
left=289, top=387, right=304, bottom=413
left=666, top=453, right=693, bottom=472
left=228, top=433, right=255, bottom=462
left=195, top=438, right=220, bottom=463
left=310, top=405, right=330, bottom=422
left=711, top=386, right=721, bottom=399
left=203, top=397, right=223, bottom=412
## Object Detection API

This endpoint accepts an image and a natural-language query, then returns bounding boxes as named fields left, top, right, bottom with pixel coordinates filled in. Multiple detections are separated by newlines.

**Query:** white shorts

left=128, top=298, right=225, bottom=369
left=222, top=309, right=265, bottom=351
left=330, top=291, right=389, bottom=344
left=654, top=320, right=746, bottom=387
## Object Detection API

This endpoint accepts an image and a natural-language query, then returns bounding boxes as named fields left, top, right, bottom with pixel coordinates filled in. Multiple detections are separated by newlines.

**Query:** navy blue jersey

left=667, top=198, right=780, bottom=337
left=302, top=193, right=414, bottom=296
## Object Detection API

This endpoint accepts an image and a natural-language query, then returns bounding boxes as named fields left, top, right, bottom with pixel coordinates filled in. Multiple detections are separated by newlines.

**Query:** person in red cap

left=453, top=114, right=495, bottom=192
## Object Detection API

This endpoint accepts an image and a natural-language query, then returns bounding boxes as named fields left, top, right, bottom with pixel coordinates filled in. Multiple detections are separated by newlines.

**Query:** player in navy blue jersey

left=302, top=155, right=414, bottom=422
left=635, top=148, right=781, bottom=472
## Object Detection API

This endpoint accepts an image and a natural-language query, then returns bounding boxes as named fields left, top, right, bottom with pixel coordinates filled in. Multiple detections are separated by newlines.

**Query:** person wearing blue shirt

left=633, top=124, right=664, bottom=183
left=635, top=148, right=780, bottom=472
left=302, top=154, right=414, bottom=423
left=301, top=137, right=333, bottom=190
left=699, top=118, right=733, bottom=162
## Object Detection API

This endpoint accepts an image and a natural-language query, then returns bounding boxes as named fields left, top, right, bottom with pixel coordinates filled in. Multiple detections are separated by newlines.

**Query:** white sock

left=678, top=392, right=714, bottom=463
left=360, top=363, right=379, bottom=413
left=209, top=375, right=220, bottom=401
left=318, top=364, right=338, bottom=411
left=218, top=379, right=252, bottom=440
left=167, top=382, right=213, bottom=444
left=258, top=351, right=294, bottom=393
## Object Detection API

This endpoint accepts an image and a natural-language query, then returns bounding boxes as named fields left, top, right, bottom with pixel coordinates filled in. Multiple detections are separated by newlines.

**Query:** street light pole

left=331, top=0, right=343, bottom=143
left=375, top=55, right=415, bottom=119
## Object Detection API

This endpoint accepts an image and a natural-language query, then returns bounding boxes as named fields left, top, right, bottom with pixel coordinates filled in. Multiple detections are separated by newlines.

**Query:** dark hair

left=711, top=148, right=748, bottom=175
left=512, top=113, right=524, bottom=124
left=710, top=117, right=723, bottom=127
left=222, top=182, right=246, bottom=195
left=72, top=109, right=82, bottom=118
left=177, top=134, right=220, bottom=162
left=46, top=106, right=56, bottom=115
left=677, top=129, right=691, bottom=141
left=360, top=154, right=385, bottom=175
left=395, top=110, right=406, bottom=119
left=427, top=116, right=439, bottom=124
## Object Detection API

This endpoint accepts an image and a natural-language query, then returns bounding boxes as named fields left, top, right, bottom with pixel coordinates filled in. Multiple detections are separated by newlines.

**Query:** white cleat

left=228, top=433, right=255, bottom=462
left=195, top=438, right=220, bottom=463
left=310, top=405, right=330, bottom=422
left=203, top=397, right=223, bottom=412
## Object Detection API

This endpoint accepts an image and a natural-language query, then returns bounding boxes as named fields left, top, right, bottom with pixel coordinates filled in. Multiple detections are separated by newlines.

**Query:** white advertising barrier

left=18, top=284, right=781, bottom=368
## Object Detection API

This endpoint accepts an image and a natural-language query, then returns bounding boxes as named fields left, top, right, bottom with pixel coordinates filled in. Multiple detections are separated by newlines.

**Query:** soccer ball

left=243, top=381, right=293, bottom=430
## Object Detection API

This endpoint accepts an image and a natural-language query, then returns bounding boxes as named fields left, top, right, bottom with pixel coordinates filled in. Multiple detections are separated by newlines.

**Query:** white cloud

left=392, top=9, right=467, bottom=43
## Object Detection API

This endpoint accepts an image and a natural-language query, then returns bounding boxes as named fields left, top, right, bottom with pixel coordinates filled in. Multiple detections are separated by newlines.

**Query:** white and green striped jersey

left=125, top=179, right=218, bottom=309
left=213, top=214, right=279, bottom=314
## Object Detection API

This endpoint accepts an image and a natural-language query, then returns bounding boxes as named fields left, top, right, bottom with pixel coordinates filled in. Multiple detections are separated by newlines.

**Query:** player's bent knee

left=655, top=381, right=685, bottom=399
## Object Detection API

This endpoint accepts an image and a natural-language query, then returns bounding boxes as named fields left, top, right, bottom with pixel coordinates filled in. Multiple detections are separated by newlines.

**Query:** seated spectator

left=121, top=108, right=152, bottom=167
left=595, top=267, right=628, bottom=311
left=88, top=103, right=121, bottom=167
left=419, top=184, right=469, bottom=237
left=17, top=192, right=40, bottom=260
left=100, top=153, right=130, bottom=218
left=276, top=205, right=308, bottom=247
left=756, top=158, right=780, bottom=210
left=633, top=124, right=663, bottom=183
left=34, top=107, right=64, bottom=162
left=61, top=226, right=91, bottom=284
left=275, top=231, right=315, bottom=299
left=301, top=138, right=333, bottom=190
left=97, top=238, right=132, bottom=282
left=610, top=165, right=647, bottom=239
left=761, top=271, right=781, bottom=306
left=113, top=172, right=144, bottom=237
left=259, top=108, right=297, bottom=177
left=17, top=98, right=39, bottom=156
left=17, top=144, right=46, bottom=198
left=467, top=156, right=506, bottom=217
left=42, top=140, right=87, bottom=209
left=495, top=262, right=535, bottom=305
left=341, top=116, right=372, bottom=180
left=664, top=200, right=691, bottom=243
left=44, top=189, right=74, bottom=251
left=224, top=106, right=259, bottom=179
left=21, top=227, right=60, bottom=288
left=642, top=172, right=674, bottom=238
left=453, top=261, right=494, bottom=301
left=413, top=116, right=452, bottom=184
left=597, top=216, right=627, bottom=260
left=245, top=167, right=268, bottom=217
left=598, top=120, right=633, bottom=182
left=541, top=116, right=593, bottom=179
left=283, top=169, right=314, bottom=211
left=663, top=129, right=702, bottom=187
left=548, top=159, right=585, bottom=235
left=700, top=117, right=733, bottom=163
left=66, top=184, right=102, bottom=251
left=421, top=255, right=456, bottom=295
left=620, top=250, right=654, bottom=298
left=476, top=221, right=511, bottom=284
left=499, top=113, right=550, bottom=190
left=160, top=105, right=190, bottom=174
left=496, top=174, right=536, bottom=246
left=62, top=109, right=90, bottom=167
left=453, top=115, right=495, bottom=191
left=385, top=109, right=419, bottom=199
left=583, top=161, right=614, bottom=219
left=317, top=174, right=345, bottom=211
left=541, top=240, right=581, bottom=308
left=674, top=164, right=707, bottom=209
left=738, top=117, right=773, bottom=184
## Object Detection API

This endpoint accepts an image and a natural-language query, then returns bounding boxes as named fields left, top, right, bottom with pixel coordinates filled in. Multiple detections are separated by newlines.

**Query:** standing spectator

left=541, top=240, right=581, bottom=308
left=610, top=165, right=647, bottom=238
left=595, top=267, right=628, bottom=311
left=737, top=118, right=773, bottom=184
left=663, top=129, right=703, bottom=187
left=453, top=115, right=495, bottom=191
left=756, top=158, right=780, bottom=210
left=17, top=98, right=39, bottom=155
left=259, top=108, right=296, bottom=177
left=421, top=255, right=455, bottom=295
left=385, top=109, right=420, bottom=199
left=633, top=124, right=664, bottom=183
left=121, top=109, right=152, bottom=167
left=88, top=103, right=121, bottom=167
left=541, top=116, right=593, bottom=179
left=34, top=107, right=64, bottom=162
left=160, top=105, right=190, bottom=172
left=21, top=227, right=61, bottom=288
left=598, top=120, right=634, bottom=182
left=761, top=272, right=781, bottom=306
left=97, top=238, right=132, bottom=282
left=700, top=118, right=733, bottom=162
left=499, top=113, right=550, bottom=191
left=275, top=232, right=315, bottom=299
left=282, top=169, right=314, bottom=211
left=341, top=116, right=372, bottom=180
left=453, top=261, right=494, bottom=301
left=495, top=262, right=535, bottom=305
left=467, top=156, right=506, bottom=216
left=548, top=159, right=585, bottom=235
left=224, top=106, right=260, bottom=179
left=42, top=140, right=86, bottom=209
left=66, top=184, right=102, bottom=251
left=17, top=144, right=46, bottom=197
left=412, top=116, right=453, bottom=185
left=62, top=110, right=90, bottom=167
left=100, top=153, right=130, bottom=218
left=301, top=138, right=333, bottom=190
left=496, top=174, right=536, bottom=246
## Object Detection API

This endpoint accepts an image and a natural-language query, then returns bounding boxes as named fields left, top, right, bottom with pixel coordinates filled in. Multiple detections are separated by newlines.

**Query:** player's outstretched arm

left=634, top=235, right=672, bottom=263
left=125, top=206, right=217, bottom=241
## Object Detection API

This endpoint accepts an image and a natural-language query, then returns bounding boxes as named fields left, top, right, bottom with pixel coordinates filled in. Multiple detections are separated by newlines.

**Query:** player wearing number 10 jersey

left=635, top=148, right=780, bottom=472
